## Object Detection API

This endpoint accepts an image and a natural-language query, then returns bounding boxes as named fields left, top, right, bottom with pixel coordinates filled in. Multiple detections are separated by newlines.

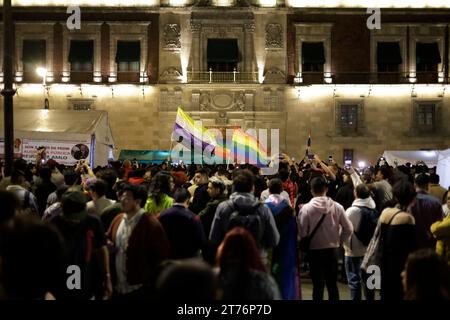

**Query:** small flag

left=306, top=129, right=311, bottom=155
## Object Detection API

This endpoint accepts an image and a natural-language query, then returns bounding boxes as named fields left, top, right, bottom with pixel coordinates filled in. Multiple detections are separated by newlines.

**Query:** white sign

left=0, top=138, right=24, bottom=158
left=21, top=139, right=91, bottom=165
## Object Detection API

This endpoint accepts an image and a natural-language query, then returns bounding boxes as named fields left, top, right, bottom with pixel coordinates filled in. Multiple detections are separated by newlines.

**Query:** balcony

left=187, top=71, right=259, bottom=84
left=298, top=72, right=447, bottom=85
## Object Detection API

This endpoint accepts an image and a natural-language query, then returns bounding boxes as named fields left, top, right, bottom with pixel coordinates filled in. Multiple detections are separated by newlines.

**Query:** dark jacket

left=210, top=192, right=280, bottom=261
left=107, top=213, right=170, bottom=287
left=198, top=195, right=228, bottom=237
left=410, top=190, right=444, bottom=249
left=189, top=183, right=210, bottom=214
left=159, top=204, right=206, bottom=259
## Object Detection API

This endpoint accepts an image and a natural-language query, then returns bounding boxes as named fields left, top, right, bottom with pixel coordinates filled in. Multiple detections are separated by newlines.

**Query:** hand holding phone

left=344, top=159, right=352, bottom=169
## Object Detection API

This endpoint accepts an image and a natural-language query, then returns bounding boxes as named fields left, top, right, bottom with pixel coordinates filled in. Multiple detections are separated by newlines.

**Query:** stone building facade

left=1, top=1, right=450, bottom=165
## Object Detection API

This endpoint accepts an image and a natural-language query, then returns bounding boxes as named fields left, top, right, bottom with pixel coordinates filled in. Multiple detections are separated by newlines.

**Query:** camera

left=328, top=155, right=333, bottom=163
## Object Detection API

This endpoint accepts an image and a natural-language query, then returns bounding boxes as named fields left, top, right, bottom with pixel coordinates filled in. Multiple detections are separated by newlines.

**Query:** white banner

left=21, top=139, right=92, bottom=165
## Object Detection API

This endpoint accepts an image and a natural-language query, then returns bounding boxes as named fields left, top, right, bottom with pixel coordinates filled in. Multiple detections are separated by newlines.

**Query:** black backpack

left=353, top=206, right=379, bottom=246
left=227, top=202, right=263, bottom=244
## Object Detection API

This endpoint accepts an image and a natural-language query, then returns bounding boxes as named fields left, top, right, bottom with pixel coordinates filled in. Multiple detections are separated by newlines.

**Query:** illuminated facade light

left=7, top=0, right=450, bottom=7
left=108, top=74, right=117, bottom=83
left=93, top=72, right=102, bottom=83
left=285, top=0, right=450, bottom=8
left=169, top=0, right=188, bottom=6
left=11, top=0, right=160, bottom=7
left=140, top=71, right=148, bottom=83
left=36, top=67, right=47, bottom=78
left=294, top=73, right=303, bottom=84
left=15, top=71, right=23, bottom=82
left=259, top=0, right=276, bottom=7
left=211, top=0, right=235, bottom=6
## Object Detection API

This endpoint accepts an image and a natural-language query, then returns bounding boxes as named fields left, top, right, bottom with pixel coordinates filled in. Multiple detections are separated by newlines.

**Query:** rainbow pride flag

left=171, top=108, right=269, bottom=167
left=231, top=129, right=269, bottom=166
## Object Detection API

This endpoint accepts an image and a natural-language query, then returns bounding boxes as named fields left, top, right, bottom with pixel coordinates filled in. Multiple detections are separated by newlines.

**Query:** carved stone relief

left=160, top=87, right=182, bottom=111
left=193, top=90, right=254, bottom=112
left=160, top=67, right=182, bottom=83
left=265, top=24, right=283, bottom=49
left=200, top=92, right=211, bottom=111
left=163, top=24, right=181, bottom=50
left=234, top=92, right=245, bottom=111
left=263, top=87, right=284, bottom=111
left=264, top=67, right=286, bottom=83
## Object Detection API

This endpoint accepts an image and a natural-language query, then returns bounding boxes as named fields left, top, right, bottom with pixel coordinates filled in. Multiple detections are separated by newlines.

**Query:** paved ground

left=300, top=276, right=381, bottom=300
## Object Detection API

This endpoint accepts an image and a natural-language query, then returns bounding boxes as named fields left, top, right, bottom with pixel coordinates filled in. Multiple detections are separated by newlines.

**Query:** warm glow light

left=358, top=161, right=366, bottom=169
left=36, top=67, right=47, bottom=78
left=211, top=0, right=234, bottom=6
left=6, top=0, right=450, bottom=7
left=259, top=0, right=276, bottom=7
left=293, top=84, right=450, bottom=102
left=11, top=0, right=160, bottom=6
left=169, top=0, right=188, bottom=6
left=285, top=0, right=450, bottom=7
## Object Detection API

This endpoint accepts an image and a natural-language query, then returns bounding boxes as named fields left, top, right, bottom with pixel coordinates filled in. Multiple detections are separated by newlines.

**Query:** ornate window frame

left=334, top=99, right=365, bottom=137
left=15, top=22, right=54, bottom=82
left=62, top=23, right=102, bottom=82
left=294, top=23, right=332, bottom=84
left=109, top=22, right=150, bottom=83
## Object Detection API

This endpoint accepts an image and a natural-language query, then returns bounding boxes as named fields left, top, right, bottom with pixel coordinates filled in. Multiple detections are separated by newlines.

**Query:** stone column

left=190, top=22, right=201, bottom=72
left=244, top=23, right=255, bottom=73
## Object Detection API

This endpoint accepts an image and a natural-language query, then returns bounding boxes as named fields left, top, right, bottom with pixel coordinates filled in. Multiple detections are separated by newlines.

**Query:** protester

left=144, top=172, right=174, bottom=215
left=410, top=174, right=444, bottom=249
left=216, top=227, right=281, bottom=300
left=299, top=176, right=353, bottom=301
left=107, top=184, right=170, bottom=299
left=402, top=249, right=450, bottom=300
left=343, top=184, right=377, bottom=300
left=428, top=173, right=447, bottom=204
left=159, top=188, right=206, bottom=259
left=379, top=180, right=417, bottom=300
left=264, top=178, right=300, bottom=300
left=210, top=170, right=280, bottom=265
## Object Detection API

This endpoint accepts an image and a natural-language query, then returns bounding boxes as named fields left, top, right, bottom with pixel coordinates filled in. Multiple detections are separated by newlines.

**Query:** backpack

left=353, top=206, right=380, bottom=246
left=227, top=202, right=263, bottom=244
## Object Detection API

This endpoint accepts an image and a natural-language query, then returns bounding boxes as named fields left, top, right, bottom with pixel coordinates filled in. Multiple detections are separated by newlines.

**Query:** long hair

left=404, top=249, right=450, bottom=300
left=148, top=172, right=173, bottom=205
left=216, top=227, right=266, bottom=273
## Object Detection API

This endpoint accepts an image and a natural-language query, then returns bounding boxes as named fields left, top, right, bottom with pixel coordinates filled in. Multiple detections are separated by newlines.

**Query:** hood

left=6, top=185, right=26, bottom=192
left=352, top=197, right=376, bottom=209
left=230, top=192, right=260, bottom=209
left=308, top=196, right=338, bottom=214
left=265, top=194, right=289, bottom=215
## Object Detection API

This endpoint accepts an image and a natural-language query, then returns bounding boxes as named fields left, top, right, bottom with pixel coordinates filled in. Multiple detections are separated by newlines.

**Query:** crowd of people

left=0, top=151, right=450, bottom=301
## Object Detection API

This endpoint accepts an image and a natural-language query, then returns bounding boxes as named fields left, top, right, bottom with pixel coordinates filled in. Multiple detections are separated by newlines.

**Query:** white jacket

left=343, top=197, right=376, bottom=257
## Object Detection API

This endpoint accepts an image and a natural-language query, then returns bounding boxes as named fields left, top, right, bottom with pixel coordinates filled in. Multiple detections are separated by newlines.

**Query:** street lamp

left=36, top=67, right=49, bottom=109
left=36, top=67, right=47, bottom=85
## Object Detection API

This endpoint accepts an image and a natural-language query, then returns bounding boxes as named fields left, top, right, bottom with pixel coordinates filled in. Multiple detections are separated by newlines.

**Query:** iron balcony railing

left=296, top=71, right=448, bottom=85
left=187, top=70, right=259, bottom=83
